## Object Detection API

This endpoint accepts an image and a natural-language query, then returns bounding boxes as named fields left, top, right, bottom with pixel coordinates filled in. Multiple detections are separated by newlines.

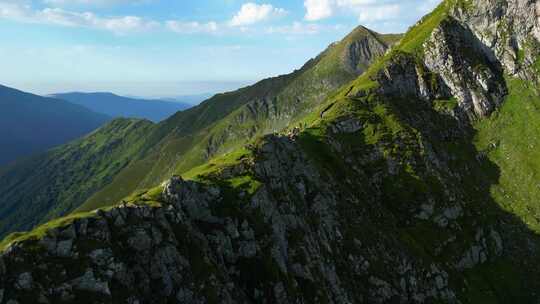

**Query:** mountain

left=159, top=93, right=214, bottom=105
left=52, top=92, right=192, bottom=122
left=0, top=118, right=154, bottom=236
left=0, top=85, right=110, bottom=166
left=78, top=26, right=402, bottom=211
left=4, top=0, right=540, bottom=301
left=0, top=26, right=399, bottom=237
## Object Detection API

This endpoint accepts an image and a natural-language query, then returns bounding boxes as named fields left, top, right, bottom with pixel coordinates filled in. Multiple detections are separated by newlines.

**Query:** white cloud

left=304, top=0, right=333, bottom=21
left=0, top=2, right=158, bottom=34
left=229, top=3, right=286, bottom=27
left=166, top=20, right=218, bottom=34
left=304, top=0, right=442, bottom=25
left=42, top=0, right=150, bottom=7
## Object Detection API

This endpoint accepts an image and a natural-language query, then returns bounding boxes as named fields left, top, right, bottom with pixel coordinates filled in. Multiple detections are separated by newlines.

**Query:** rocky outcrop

left=359, top=0, right=540, bottom=120
left=0, top=131, right=519, bottom=303
left=452, top=0, right=540, bottom=77
left=343, top=31, right=389, bottom=74
left=431, top=0, right=540, bottom=117
left=424, top=18, right=507, bottom=118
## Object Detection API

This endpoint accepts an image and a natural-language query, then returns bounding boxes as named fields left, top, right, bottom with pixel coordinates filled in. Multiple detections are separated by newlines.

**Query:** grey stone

left=56, top=240, right=73, bottom=258
left=16, top=272, right=33, bottom=290
left=71, top=269, right=111, bottom=295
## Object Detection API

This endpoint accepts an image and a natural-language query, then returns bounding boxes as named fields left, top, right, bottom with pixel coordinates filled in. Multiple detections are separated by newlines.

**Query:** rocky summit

left=1, top=0, right=540, bottom=303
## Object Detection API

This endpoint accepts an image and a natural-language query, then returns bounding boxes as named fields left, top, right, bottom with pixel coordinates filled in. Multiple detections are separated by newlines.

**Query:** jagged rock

left=55, top=239, right=73, bottom=258
left=15, top=273, right=33, bottom=290
left=424, top=18, right=507, bottom=118
left=344, top=30, right=389, bottom=74
left=71, top=269, right=111, bottom=295
left=331, top=117, right=363, bottom=134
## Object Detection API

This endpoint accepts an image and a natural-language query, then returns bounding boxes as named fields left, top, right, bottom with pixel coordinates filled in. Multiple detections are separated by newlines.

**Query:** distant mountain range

left=0, top=85, right=110, bottom=166
left=157, top=93, right=213, bottom=105
left=51, top=92, right=193, bottom=122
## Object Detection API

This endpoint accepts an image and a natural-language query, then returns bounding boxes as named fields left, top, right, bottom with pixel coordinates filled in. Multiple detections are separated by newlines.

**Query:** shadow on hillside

left=297, top=90, right=540, bottom=302
left=381, top=95, right=540, bottom=302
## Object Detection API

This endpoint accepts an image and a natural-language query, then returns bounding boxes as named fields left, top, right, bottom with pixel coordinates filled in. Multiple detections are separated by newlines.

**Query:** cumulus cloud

left=304, top=0, right=333, bottom=21
left=304, top=0, right=441, bottom=24
left=229, top=3, right=286, bottom=27
left=0, top=2, right=158, bottom=34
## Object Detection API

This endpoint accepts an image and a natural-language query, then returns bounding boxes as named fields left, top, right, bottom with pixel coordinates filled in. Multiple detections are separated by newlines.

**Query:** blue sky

left=0, top=0, right=441, bottom=97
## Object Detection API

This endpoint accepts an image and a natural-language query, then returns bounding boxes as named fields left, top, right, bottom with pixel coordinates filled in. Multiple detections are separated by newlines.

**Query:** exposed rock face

left=537, top=1, right=540, bottom=36
left=441, top=0, right=540, bottom=117
left=0, top=132, right=523, bottom=303
left=343, top=32, right=389, bottom=74
left=424, top=18, right=507, bottom=118
left=369, top=0, right=540, bottom=119
left=452, top=0, right=540, bottom=76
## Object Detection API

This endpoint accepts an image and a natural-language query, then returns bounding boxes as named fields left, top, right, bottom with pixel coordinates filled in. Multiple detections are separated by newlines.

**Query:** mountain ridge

left=3, top=1, right=540, bottom=301
left=0, top=25, right=401, bottom=238
left=78, top=25, right=402, bottom=209
left=0, top=84, right=110, bottom=166
left=52, top=92, right=192, bottom=122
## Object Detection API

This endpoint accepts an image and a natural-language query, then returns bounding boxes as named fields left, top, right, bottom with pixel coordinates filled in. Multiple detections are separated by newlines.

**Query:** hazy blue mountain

left=52, top=92, right=193, bottom=122
left=158, top=93, right=213, bottom=105
left=0, top=85, right=110, bottom=166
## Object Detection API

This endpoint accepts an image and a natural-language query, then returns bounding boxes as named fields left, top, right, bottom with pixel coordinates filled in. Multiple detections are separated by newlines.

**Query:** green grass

left=0, top=118, right=155, bottom=238
left=0, top=185, right=165, bottom=253
left=182, top=147, right=251, bottom=181
left=397, top=0, right=452, bottom=54
left=0, top=210, right=98, bottom=252
left=226, top=175, right=262, bottom=196
left=433, top=97, right=459, bottom=113
left=474, top=78, right=540, bottom=233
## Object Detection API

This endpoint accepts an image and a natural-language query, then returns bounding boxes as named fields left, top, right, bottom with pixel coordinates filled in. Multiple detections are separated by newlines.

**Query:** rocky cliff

left=1, top=0, right=540, bottom=303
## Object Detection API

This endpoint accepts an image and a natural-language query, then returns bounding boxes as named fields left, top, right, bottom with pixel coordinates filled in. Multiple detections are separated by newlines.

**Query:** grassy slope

left=78, top=28, right=400, bottom=212
left=475, top=78, right=540, bottom=233
left=0, top=118, right=154, bottom=236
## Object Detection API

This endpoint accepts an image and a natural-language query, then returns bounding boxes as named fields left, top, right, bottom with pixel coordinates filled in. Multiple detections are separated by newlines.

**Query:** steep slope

left=80, top=26, right=401, bottom=211
left=0, top=85, right=110, bottom=166
left=52, top=92, right=192, bottom=122
left=0, top=26, right=399, bottom=238
left=1, top=0, right=540, bottom=303
left=0, top=118, right=154, bottom=237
